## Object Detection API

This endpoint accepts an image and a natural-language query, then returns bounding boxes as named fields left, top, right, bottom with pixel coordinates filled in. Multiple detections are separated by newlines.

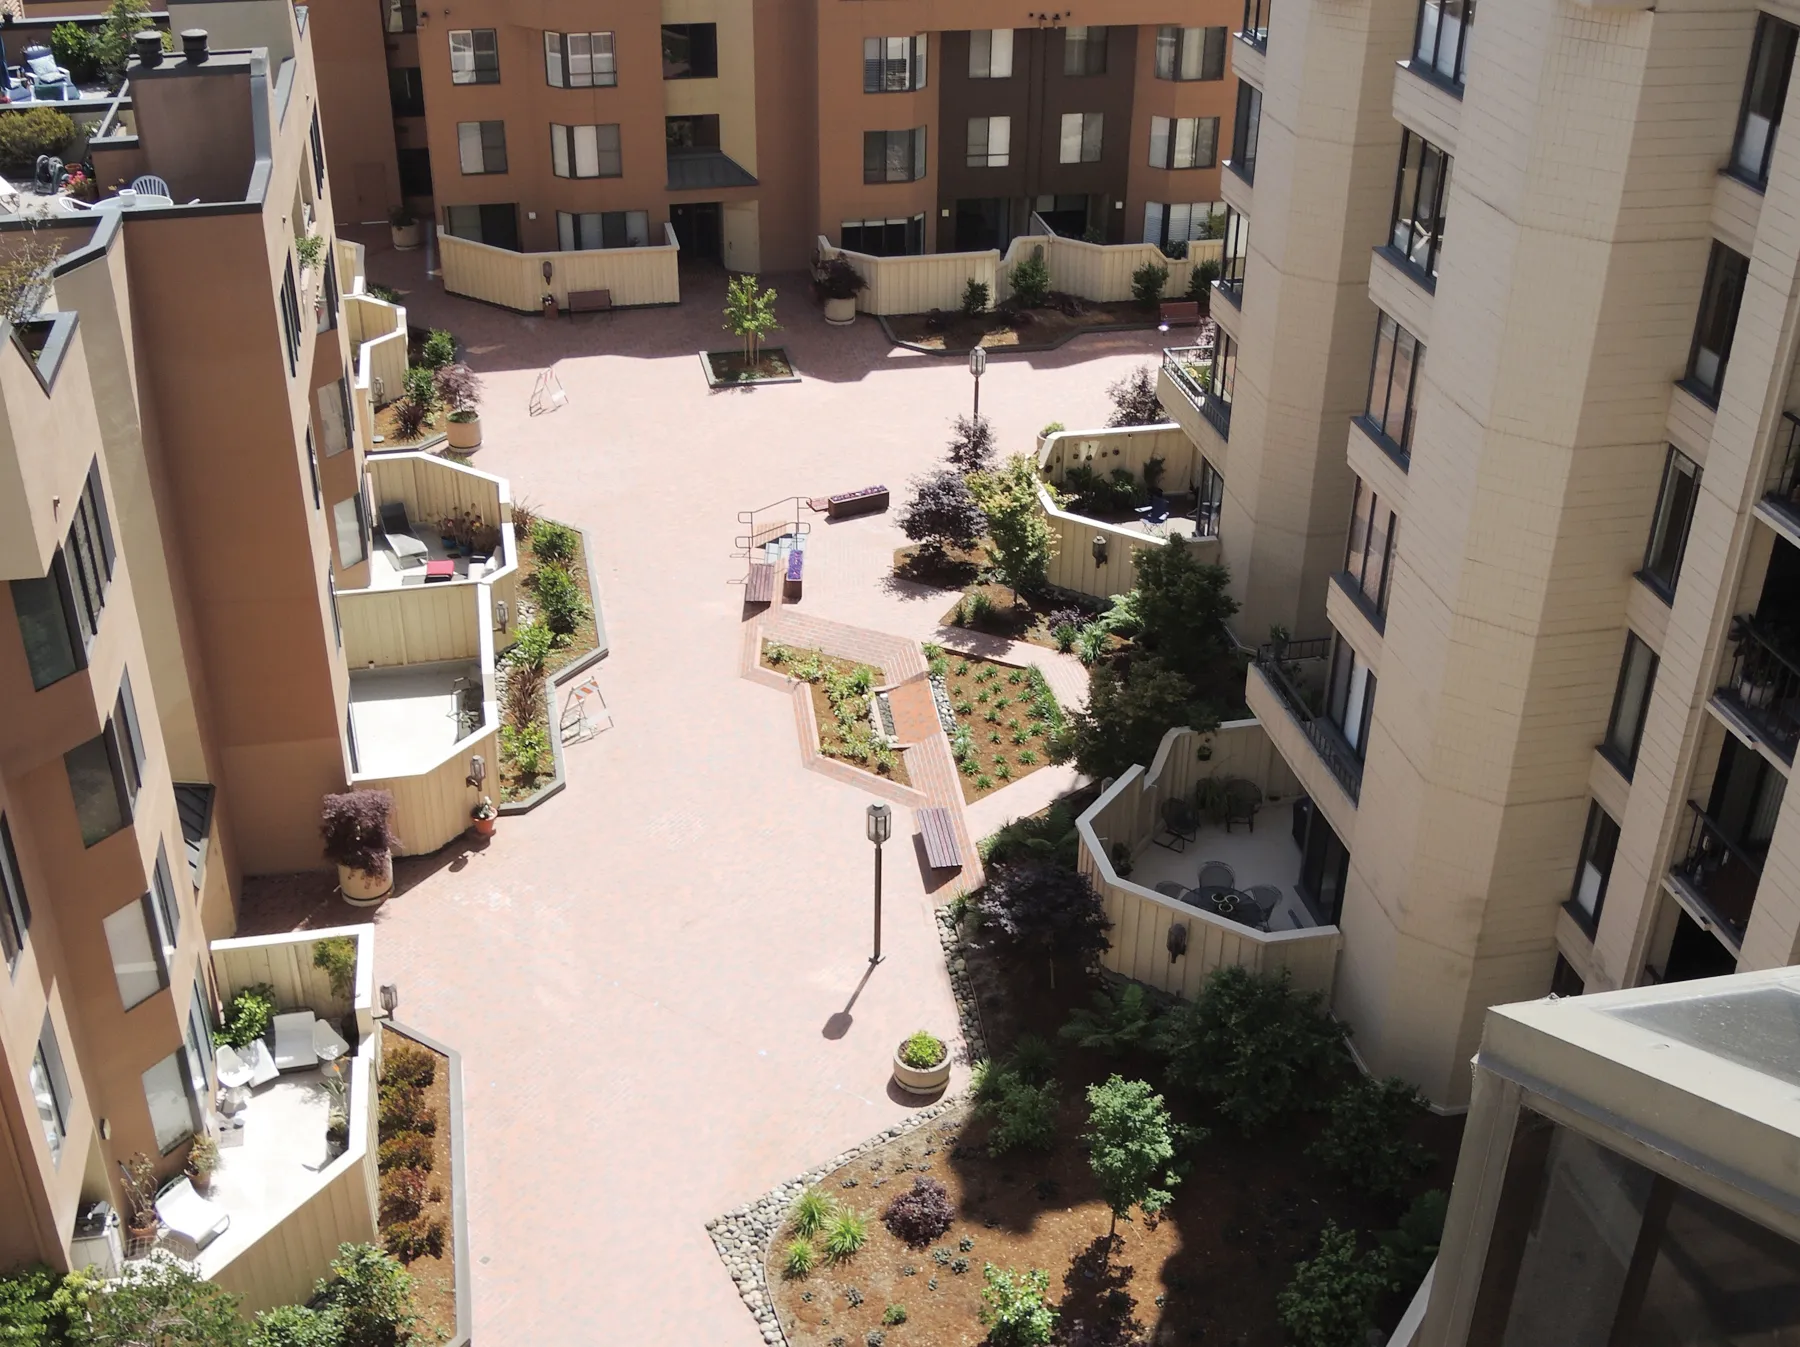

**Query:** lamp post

left=866, top=802, right=892, bottom=966
left=968, top=345, right=987, bottom=420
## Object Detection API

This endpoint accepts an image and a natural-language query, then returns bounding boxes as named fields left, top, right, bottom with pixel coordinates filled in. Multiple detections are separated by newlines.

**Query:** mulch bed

left=704, top=347, right=797, bottom=384
left=936, top=653, right=1060, bottom=804
left=499, top=516, right=597, bottom=801
left=940, top=583, right=1110, bottom=655
left=893, top=543, right=986, bottom=591
left=380, top=1030, right=457, bottom=1341
left=888, top=301, right=1155, bottom=353
left=373, top=401, right=447, bottom=446
left=760, top=642, right=912, bottom=789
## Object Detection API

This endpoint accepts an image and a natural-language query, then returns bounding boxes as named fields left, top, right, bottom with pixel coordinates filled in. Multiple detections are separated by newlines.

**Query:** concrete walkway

left=243, top=237, right=1164, bottom=1345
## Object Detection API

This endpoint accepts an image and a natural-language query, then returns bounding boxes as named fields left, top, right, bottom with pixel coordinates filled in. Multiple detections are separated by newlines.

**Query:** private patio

left=348, top=660, right=484, bottom=777
left=1121, top=800, right=1322, bottom=932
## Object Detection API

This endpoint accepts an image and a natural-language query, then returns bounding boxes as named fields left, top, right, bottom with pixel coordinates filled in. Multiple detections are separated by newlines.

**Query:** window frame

left=279, top=258, right=301, bottom=376
left=661, top=23, right=718, bottom=80
left=551, top=123, right=623, bottom=180
left=0, top=816, right=30, bottom=973
left=457, top=120, right=508, bottom=176
left=862, top=128, right=927, bottom=184
left=544, top=31, right=617, bottom=89
left=966, top=116, right=1011, bottom=168
left=556, top=210, right=651, bottom=251
left=1059, top=111, right=1104, bottom=165
left=384, top=0, right=415, bottom=35
left=1343, top=478, right=1398, bottom=621
left=840, top=216, right=926, bottom=257
left=969, top=29, right=1014, bottom=79
left=1062, top=25, right=1108, bottom=76
left=1639, top=446, right=1701, bottom=602
left=1150, top=115, right=1219, bottom=170
left=1731, top=14, right=1798, bottom=189
left=1388, top=128, right=1451, bottom=286
left=388, top=65, right=424, bottom=117
left=32, top=1018, right=69, bottom=1165
left=104, top=891, right=169, bottom=1011
left=863, top=35, right=927, bottom=93
left=1600, top=631, right=1659, bottom=779
left=1325, top=637, right=1378, bottom=759
left=1230, top=81, right=1262, bottom=183
left=1684, top=239, right=1750, bottom=407
left=1363, top=311, right=1424, bottom=465
left=142, top=1050, right=199, bottom=1154
left=1217, top=206, right=1248, bottom=304
left=1565, top=801, right=1620, bottom=937
left=1411, top=0, right=1473, bottom=91
left=449, top=28, right=499, bottom=85
left=1154, top=26, right=1227, bottom=81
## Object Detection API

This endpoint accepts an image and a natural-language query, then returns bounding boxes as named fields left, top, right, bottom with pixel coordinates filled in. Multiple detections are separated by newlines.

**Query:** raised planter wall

left=439, top=227, right=681, bottom=313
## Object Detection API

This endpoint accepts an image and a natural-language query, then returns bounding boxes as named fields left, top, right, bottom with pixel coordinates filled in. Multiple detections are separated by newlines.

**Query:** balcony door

left=1707, top=737, right=1784, bottom=861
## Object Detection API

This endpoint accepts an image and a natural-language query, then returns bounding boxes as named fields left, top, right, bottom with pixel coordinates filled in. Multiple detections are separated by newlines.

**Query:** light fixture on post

left=1092, top=534, right=1109, bottom=567
left=378, top=984, right=399, bottom=1019
left=968, top=345, right=987, bottom=420
left=866, top=802, right=892, bottom=966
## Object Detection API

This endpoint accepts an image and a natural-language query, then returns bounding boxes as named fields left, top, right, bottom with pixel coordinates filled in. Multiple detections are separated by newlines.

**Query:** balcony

left=1240, top=0, right=1271, bottom=50
left=1251, top=640, right=1364, bottom=804
left=1667, top=802, right=1763, bottom=953
left=1760, top=410, right=1800, bottom=542
left=1712, top=617, right=1800, bottom=764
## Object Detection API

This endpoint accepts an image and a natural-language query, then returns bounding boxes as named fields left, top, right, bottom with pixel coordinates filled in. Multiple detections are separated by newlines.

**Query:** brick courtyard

left=245, top=236, right=1174, bottom=1345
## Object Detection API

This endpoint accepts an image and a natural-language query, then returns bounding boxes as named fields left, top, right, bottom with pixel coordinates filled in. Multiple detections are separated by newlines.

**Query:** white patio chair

left=155, top=1176, right=230, bottom=1251
left=312, top=1018, right=350, bottom=1065
left=215, top=1039, right=279, bottom=1088
left=271, top=1012, right=319, bottom=1072
left=129, top=174, right=171, bottom=198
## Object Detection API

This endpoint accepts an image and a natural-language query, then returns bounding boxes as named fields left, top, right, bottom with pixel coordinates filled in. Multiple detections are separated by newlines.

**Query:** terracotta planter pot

left=823, top=295, right=857, bottom=325
left=473, top=815, right=496, bottom=837
left=337, top=856, right=392, bottom=907
left=127, top=1218, right=158, bottom=1245
left=446, top=413, right=482, bottom=450
left=390, top=221, right=422, bottom=251
left=892, top=1044, right=951, bottom=1096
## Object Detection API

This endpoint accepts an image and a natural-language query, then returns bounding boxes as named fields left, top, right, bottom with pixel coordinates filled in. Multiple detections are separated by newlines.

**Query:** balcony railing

left=1763, top=410, right=1800, bottom=535
left=1241, top=0, right=1270, bottom=49
left=1162, top=344, right=1211, bottom=407
left=1715, top=616, right=1800, bottom=763
left=1668, top=801, right=1764, bottom=950
left=1254, top=641, right=1364, bottom=803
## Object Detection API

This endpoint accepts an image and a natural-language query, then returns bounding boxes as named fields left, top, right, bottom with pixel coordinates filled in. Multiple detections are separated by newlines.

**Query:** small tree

left=723, top=273, right=780, bottom=363
left=968, top=454, right=1055, bottom=602
left=1084, top=1076, right=1194, bottom=1255
left=1106, top=365, right=1166, bottom=427
left=0, top=230, right=61, bottom=325
left=976, top=862, right=1109, bottom=986
left=419, top=328, right=457, bottom=369
left=979, top=1264, right=1058, bottom=1347
left=1307, top=1075, right=1432, bottom=1197
left=51, top=24, right=100, bottom=84
left=1187, top=258, right=1221, bottom=304
left=1130, top=535, right=1239, bottom=672
left=961, top=278, right=991, bottom=316
left=1276, top=1223, right=1392, bottom=1347
left=1009, top=246, right=1052, bottom=308
left=945, top=413, right=996, bottom=474
left=1130, top=260, right=1169, bottom=308
left=96, top=0, right=153, bottom=88
left=899, top=468, right=985, bottom=563
left=76, top=1251, right=249, bottom=1347
left=1054, top=657, right=1217, bottom=781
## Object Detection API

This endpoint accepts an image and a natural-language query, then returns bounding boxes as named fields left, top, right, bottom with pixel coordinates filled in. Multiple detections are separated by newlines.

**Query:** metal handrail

left=1715, top=615, right=1800, bottom=762
left=1161, top=345, right=1211, bottom=406
left=1252, top=646, right=1363, bottom=802
left=1669, top=800, right=1763, bottom=944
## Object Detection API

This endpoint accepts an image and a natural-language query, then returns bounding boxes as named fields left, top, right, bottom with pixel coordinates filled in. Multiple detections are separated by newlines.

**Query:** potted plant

left=322, top=1065, right=349, bottom=1159
left=812, top=254, right=865, bottom=326
left=471, top=795, right=497, bottom=837
left=436, top=362, right=484, bottom=451
left=892, top=1029, right=951, bottom=1096
left=185, top=1134, right=220, bottom=1195
left=119, top=1152, right=159, bottom=1245
left=320, top=789, right=399, bottom=907
left=390, top=204, right=421, bottom=251
left=1037, top=421, right=1065, bottom=454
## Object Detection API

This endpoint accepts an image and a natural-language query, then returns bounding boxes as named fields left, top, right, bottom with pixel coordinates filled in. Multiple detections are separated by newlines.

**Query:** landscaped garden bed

left=926, top=644, right=1062, bottom=803
left=498, top=511, right=597, bottom=803
left=762, top=642, right=911, bottom=788
left=376, top=1033, right=458, bottom=1342
left=888, top=299, right=1154, bottom=353
left=703, top=347, right=799, bottom=385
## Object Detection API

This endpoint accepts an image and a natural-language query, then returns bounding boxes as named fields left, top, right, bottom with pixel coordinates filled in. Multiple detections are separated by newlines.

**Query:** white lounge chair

left=312, top=1018, right=350, bottom=1065
left=271, top=1012, right=319, bottom=1072
left=214, top=1040, right=279, bottom=1090
left=155, top=1176, right=229, bottom=1251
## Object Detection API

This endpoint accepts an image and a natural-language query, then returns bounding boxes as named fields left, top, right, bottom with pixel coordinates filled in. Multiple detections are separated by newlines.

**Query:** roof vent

left=181, top=28, right=208, bottom=62
left=134, top=29, right=161, bottom=66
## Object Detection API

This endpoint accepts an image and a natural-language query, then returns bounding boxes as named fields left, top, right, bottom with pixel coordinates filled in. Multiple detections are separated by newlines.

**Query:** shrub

left=377, top=1132, right=432, bottom=1174
left=813, top=255, right=866, bottom=301
left=378, top=1083, right=436, bottom=1136
left=1040, top=421, right=1065, bottom=438
left=96, top=0, right=153, bottom=87
left=961, top=278, right=991, bottom=316
left=968, top=454, right=1056, bottom=599
left=971, top=1061, right=1059, bottom=1155
left=251, top=1303, right=344, bottom=1347
left=946, top=413, right=996, bottom=475
left=1307, top=1075, right=1432, bottom=1197
left=313, top=1243, right=418, bottom=1347
left=419, top=328, right=456, bottom=369
left=1007, top=1034, right=1057, bottom=1085
left=0, top=108, right=74, bottom=176
left=789, top=1188, right=836, bottom=1239
left=78, top=1252, right=246, bottom=1347
left=1155, top=966, right=1345, bottom=1132
left=1381, top=1189, right=1449, bottom=1292
left=980, top=1264, right=1057, bottom=1347
left=530, top=519, right=579, bottom=564
left=434, top=362, right=482, bottom=418
left=508, top=620, right=556, bottom=673
left=294, top=233, right=327, bottom=272
left=378, top=1166, right=432, bottom=1225
left=1130, top=261, right=1169, bottom=307
left=320, top=790, right=398, bottom=873
left=1060, top=982, right=1160, bottom=1054
left=1009, top=247, right=1052, bottom=309
left=964, top=589, right=998, bottom=627
left=882, top=1304, right=908, bottom=1326
left=367, top=282, right=404, bottom=303
left=531, top=563, right=588, bottom=635
left=899, top=1030, right=946, bottom=1069
left=401, top=364, right=439, bottom=411
left=822, top=1209, right=869, bottom=1261
left=899, top=468, right=985, bottom=561
left=1187, top=258, right=1221, bottom=301
left=1276, top=1223, right=1392, bottom=1347
left=0, top=1264, right=63, bottom=1345
left=976, top=862, right=1109, bottom=984
left=218, top=983, right=277, bottom=1048
left=312, top=936, right=357, bottom=1000
left=782, top=1238, right=816, bottom=1279
left=882, top=1177, right=955, bottom=1246
left=501, top=721, right=552, bottom=777
left=382, top=1218, right=444, bottom=1263
left=390, top=396, right=431, bottom=441
left=1084, top=1076, right=1195, bottom=1241
left=1106, top=365, right=1165, bottom=428
left=1055, top=656, right=1216, bottom=780
left=51, top=24, right=100, bottom=83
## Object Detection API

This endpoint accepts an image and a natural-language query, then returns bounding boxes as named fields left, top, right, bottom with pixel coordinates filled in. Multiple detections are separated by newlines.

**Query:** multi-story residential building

left=1154, top=0, right=1800, bottom=1108
left=309, top=1, right=1244, bottom=270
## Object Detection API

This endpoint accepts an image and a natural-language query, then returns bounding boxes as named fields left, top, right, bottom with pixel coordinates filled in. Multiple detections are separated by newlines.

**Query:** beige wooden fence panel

left=1036, top=483, right=1221, bottom=601
left=339, top=585, right=482, bottom=668
left=369, top=452, right=504, bottom=533
left=210, top=926, right=375, bottom=1031
left=440, top=227, right=681, bottom=312
left=818, top=237, right=1000, bottom=317
left=1039, top=425, right=1197, bottom=489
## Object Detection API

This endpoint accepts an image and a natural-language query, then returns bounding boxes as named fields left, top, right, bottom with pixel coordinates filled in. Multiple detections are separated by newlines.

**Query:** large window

left=388, top=66, right=422, bottom=116
left=1150, top=116, right=1219, bottom=170
left=1063, top=26, right=1108, bottom=75
left=142, top=1051, right=197, bottom=1153
left=1059, top=112, right=1103, bottom=165
left=66, top=674, right=143, bottom=849
left=661, top=24, right=717, bottom=79
left=550, top=124, right=622, bottom=179
left=316, top=378, right=351, bottom=458
left=863, top=128, right=926, bottom=183
left=967, top=117, right=1011, bottom=168
left=557, top=210, right=650, bottom=251
left=545, top=32, right=615, bottom=88
left=1230, top=81, right=1261, bottom=182
left=864, top=36, right=926, bottom=92
left=333, top=494, right=367, bottom=569
left=1344, top=479, right=1398, bottom=620
left=1389, top=129, right=1451, bottom=282
left=0, top=817, right=30, bottom=972
left=1413, top=0, right=1472, bottom=88
left=1218, top=207, right=1248, bottom=303
left=457, top=121, right=507, bottom=175
left=1325, top=638, right=1377, bottom=759
left=448, top=29, right=498, bottom=85
left=969, top=29, right=1014, bottom=79
left=1685, top=240, right=1749, bottom=406
left=104, top=893, right=168, bottom=1010
left=841, top=216, right=925, bottom=256
left=1566, top=801, right=1620, bottom=935
left=1143, top=202, right=1224, bottom=252
left=441, top=203, right=521, bottom=252
left=1242, top=0, right=1271, bottom=50
left=1364, top=312, right=1423, bottom=461
left=1154, top=26, right=1226, bottom=80
left=1641, top=446, right=1700, bottom=601
left=11, top=459, right=114, bottom=690
left=279, top=257, right=301, bottom=376
left=1602, top=632, right=1658, bottom=777
left=1733, top=14, right=1797, bottom=187
left=32, top=1019, right=68, bottom=1164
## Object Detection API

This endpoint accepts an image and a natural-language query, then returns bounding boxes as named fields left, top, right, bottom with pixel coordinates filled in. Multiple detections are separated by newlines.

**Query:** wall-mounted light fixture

left=1091, top=534, right=1108, bottom=567
left=466, top=754, right=486, bottom=789
left=1166, top=922, right=1188, bottom=963
left=378, top=984, right=400, bottom=1019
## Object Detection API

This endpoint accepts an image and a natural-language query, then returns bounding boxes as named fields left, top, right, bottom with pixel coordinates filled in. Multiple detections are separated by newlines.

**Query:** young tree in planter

left=1130, top=535, right=1239, bottom=673
left=1083, top=1075, right=1195, bottom=1261
left=96, top=0, right=154, bottom=89
left=723, top=273, right=780, bottom=364
left=320, top=790, right=400, bottom=897
left=968, top=454, right=1055, bottom=603
left=976, top=862, right=1109, bottom=987
left=945, top=413, right=996, bottom=475
left=1276, top=1222, right=1393, bottom=1347
left=434, top=362, right=483, bottom=426
left=1106, top=364, right=1166, bottom=427
left=898, top=468, right=985, bottom=565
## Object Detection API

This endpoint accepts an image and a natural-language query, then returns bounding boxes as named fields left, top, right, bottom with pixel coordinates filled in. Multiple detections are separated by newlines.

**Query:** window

left=384, top=0, right=414, bottom=35
left=316, top=378, right=351, bottom=458
left=1230, top=81, right=1261, bottom=182
left=1566, top=801, right=1619, bottom=935
left=184, top=978, right=213, bottom=1102
left=1243, top=0, right=1272, bottom=50
left=863, top=128, right=926, bottom=183
left=318, top=241, right=339, bottom=334
left=1142, top=202, right=1225, bottom=251
left=1218, top=207, right=1248, bottom=302
left=1063, top=26, right=1107, bottom=75
left=0, top=817, right=30, bottom=972
left=333, top=495, right=366, bottom=569
left=1325, top=638, right=1377, bottom=759
left=142, top=1051, right=197, bottom=1153
left=1733, top=15, right=1797, bottom=187
left=457, top=121, right=507, bottom=175
left=66, top=675, right=142, bottom=849
left=841, top=216, right=925, bottom=256
left=1344, top=478, right=1398, bottom=619
left=661, top=24, right=717, bottom=79
left=545, top=32, right=616, bottom=88
left=448, top=28, right=498, bottom=85
left=665, top=115, right=719, bottom=151
left=1059, top=112, right=1103, bottom=165
left=104, top=894, right=168, bottom=1010
left=150, top=843, right=180, bottom=951
left=32, top=1020, right=68, bottom=1164
left=398, top=147, right=433, bottom=197
left=1364, top=311, right=1423, bottom=462
left=550, top=124, right=622, bottom=179
left=279, top=258, right=301, bottom=376
left=388, top=66, right=423, bottom=117
left=310, top=110, right=325, bottom=192
left=114, top=672, right=144, bottom=805
left=1196, top=458, right=1224, bottom=538
left=864, top=36, right=926, bottom=92
left=11, top=459, right=114, bottom=690
left=967, top=116, right=1011, bottom=168
left=1602, top=632, right=1658, bottom=777
left=306, top=429, right=321, bottom=508
left=1413, top=0, right=1472, bottom=88
left=1205, top=331, right=1237, bottom=438
left=1549, top=953, right=1584, bottom=997
left=969, top=29, right=1014, bottom=79
left=1389, top=129, right=1451, bottom=282
left=1154, top=26, right=1227, bottom=80
left=556, top=210, right=650, bottom=251
left=327, top=569, right=340, bottom=648
left=1641, top=447, right=1700, bottom=601
left=1150, top=116, right=1219, bottom=170
left=1686, top=240, right=1749, bottom=405
left=441, top=204, right=521, bottom=251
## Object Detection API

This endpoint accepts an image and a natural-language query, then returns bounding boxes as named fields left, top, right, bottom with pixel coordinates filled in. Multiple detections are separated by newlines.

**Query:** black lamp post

left=866, top=802, right=891, bottom=965
left=968, top=346, right=987, bottom=420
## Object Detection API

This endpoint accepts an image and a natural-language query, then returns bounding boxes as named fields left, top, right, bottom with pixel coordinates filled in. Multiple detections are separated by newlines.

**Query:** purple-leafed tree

left=977, top=862, right=1110, bottom=987
left=899, top=467, right=986, bottom=562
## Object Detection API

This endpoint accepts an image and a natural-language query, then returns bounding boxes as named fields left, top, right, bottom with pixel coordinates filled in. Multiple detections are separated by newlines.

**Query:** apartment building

left=0, top=2, right=360, bottom=1268
left=1155, top=0, right=1800, bottom=1108
left=309, top=0, right=1243, bottom=271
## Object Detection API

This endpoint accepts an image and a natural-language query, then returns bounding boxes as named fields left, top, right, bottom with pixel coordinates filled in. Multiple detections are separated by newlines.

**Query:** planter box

left=892, top=1045, right=950, bottom=1096
left=823, top=295, right=857, bottom=325
left=391, top=222, right=422, bottom=251
left=826, top=486, right=889, bottom=520
left=446, top=414, right=482, bottom=451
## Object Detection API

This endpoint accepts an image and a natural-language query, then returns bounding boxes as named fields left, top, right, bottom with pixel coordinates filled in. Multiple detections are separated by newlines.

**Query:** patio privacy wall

left=211, top=925, right=375, bottom=1039
left=439, top=226, right=682, bottom=312
left=1078, top=722, right=1339, bottom=999
left=337, top=240, right=406, bottom=454
left=1034, top=480, right=1218, bottom=601
left=818, top=234, right=1225, bottom=317
left=1039, top=425, right=1197, bottom=491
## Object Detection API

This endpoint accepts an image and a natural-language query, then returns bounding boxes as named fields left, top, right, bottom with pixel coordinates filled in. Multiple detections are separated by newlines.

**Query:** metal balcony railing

left=1241, top=0, right=1271, bottom=49
left=1161, top=345, right=1211, bottom=409
left=1763, top=410, right=1800, bottom=533
left=1253, top=641, right=1363, bottom=803
left=1669, top=801, right=1765, bottom=950
left=1715, top=616, right=1800, bottom=763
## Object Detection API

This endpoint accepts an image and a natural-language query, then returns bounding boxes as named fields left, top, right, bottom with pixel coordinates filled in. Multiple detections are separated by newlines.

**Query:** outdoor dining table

left=1194, top=885, right=1267, bottom=930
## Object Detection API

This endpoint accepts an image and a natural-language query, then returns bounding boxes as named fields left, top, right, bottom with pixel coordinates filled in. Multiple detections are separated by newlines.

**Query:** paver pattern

left=242, top=236, right=1170, bottom=1345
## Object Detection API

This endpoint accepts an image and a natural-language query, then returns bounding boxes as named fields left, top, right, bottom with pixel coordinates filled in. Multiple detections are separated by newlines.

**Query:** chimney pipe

left=181, top=28, right=208, bottom=62
left=134, top=29, right=161, bottom=66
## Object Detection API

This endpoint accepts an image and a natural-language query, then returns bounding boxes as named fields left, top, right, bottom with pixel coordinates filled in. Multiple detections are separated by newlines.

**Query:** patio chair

left=1223, top=778, right=1263, bottom=833
left=379, top=502, right=430, bottom=567
left=1154, top=880, right=1188, bottom=900
left=1135, top=492, right=1172, bottom=535
left=214, top=1040, right=278, bottom=1090
left=129, top=174, right=171, bottom=198
left=312, top=1018, right=350, bottom=1065
left=1197, top=860, right=1236, bottom=891
left=1243, top=885, right=1283, bottom=928
left=271, top=1012, right=319, bottom=1072
left=1153, top=797, right=1199, bottom=852
left=155, top=1176, right=230, bottom=1251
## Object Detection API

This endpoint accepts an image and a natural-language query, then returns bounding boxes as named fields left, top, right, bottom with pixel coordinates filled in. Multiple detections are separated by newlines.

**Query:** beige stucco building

left=1156, top=0, right=1800, bottom=1108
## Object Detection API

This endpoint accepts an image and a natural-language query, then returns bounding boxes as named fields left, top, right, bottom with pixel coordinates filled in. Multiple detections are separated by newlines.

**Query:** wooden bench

left=917, top=806, right=963, bottom=870
left=782, top=547, right=805, bottom=601
left=745, top=561, right=776, bottom=604
left=568, top=289, right=613, bottom=315
left=1158, top=300, right=1201, bottom=328
left=826, top=485, right=890, bottom=520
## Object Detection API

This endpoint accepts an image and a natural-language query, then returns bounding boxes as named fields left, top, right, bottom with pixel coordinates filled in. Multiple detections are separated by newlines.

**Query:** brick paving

left=237, top=235, right=1156, bottom=1345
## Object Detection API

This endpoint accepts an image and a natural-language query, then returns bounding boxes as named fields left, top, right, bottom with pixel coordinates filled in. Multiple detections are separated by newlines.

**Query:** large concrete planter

left=446, top=413, right=482, bottom=451
left=337, top=857, right=392, bottom=907
left=892, top=1041, right=951, bottom=1096
left=391, top=221, right=422, bottom=251
left=823, top=296, right=857, bottom=325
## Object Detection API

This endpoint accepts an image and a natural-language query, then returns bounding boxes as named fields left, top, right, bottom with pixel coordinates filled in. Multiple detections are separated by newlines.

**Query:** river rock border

left=705, top=903, right=990, bottom=1345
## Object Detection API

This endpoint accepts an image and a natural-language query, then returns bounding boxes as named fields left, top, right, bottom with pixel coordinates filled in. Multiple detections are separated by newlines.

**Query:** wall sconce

left=466, top=754, right=486, bottom=788
left=378, top=984, right=399, bottom=1018
left=1166, top=922, right=1188, bottom=963
left=542, top=259, right=554, bottom=283
left=1091, top=535, right=1108, bottom=567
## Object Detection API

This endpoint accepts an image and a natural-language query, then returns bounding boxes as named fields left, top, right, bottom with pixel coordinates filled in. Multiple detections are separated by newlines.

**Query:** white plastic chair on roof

left=129, top=174, right=171, bottom=197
